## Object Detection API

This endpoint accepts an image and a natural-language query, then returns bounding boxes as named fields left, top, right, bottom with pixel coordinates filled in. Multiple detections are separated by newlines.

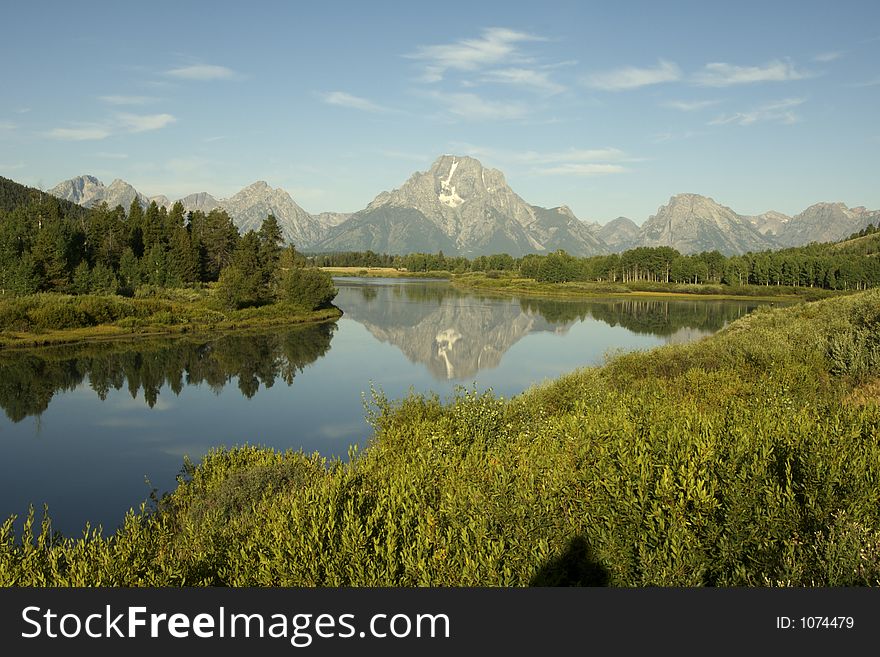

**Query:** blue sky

left=1, top=0, right=878, bottom=224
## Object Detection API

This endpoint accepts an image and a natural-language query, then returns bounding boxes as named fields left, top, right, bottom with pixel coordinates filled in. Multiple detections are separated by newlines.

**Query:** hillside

left=0, top=176, right=86, bottom=218
left=830, top=231, right=880, bottom=256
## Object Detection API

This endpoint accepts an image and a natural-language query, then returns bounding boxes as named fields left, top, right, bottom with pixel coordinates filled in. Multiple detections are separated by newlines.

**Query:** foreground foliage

left=2, top=290, right=880, bottom=586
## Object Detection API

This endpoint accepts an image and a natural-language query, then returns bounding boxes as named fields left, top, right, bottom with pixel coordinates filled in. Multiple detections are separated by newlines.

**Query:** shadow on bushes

left=530, top=535, right=609, bottom=586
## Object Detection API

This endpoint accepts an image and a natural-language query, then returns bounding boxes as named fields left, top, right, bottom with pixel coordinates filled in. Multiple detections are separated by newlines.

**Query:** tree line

left=312, top=250, right=518, bottom=274
left=310, top=237, right=880, bottom=291
left=0, top=187, right=335, bottom=311
left=521, top=245, right=880, bottom=290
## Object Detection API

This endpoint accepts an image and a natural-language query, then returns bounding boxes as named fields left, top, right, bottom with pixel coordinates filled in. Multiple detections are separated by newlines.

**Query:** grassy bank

left=322, top=266, right=452, bottom=279
left=2, top=289, right=880, bottom=586
left=0, top=289, right=342, bottom=349
left=452, top=272, right=846, bottom=302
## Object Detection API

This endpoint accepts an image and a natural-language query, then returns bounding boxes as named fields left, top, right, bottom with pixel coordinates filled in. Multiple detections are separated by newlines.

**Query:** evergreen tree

left=118, top=248, right=141, bottom=295
left=0, top=252, right=38, bottom=296
left=257, top=214, right=284, bottom=283
left=169, top=226, right=198, bottom=284
left=142, top=201, right=164, bottom=251
left=128, top=199, right=145, bottom=257
left=90, top=263, right=119, bottom=295
left=72, top=261, right=91, bottom=294
left=30, top=217, right=71, bottom=291
left=144, top=243, right=169, bottom=287
left=191, top=209, right=239, bottom=281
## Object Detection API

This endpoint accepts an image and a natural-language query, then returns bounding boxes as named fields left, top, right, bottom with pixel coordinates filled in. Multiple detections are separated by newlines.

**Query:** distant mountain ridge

left=639, top=193, right=772, bottom=254
left=49, top=176, right=332, bottom=247
left=317, top=155, right=606, bottom=256
left=47, top=160, right=880, bottom=256
left=596, top=216, right=640, bottom=252
left=49, top=175, right=148, bottom=212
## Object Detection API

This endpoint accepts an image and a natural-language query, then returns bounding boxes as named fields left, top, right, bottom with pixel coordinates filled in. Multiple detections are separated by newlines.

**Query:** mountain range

left=48, top=156, right=880, bottom=256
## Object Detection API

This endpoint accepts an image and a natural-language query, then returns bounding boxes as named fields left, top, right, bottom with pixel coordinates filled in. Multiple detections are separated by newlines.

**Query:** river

left=0, top=278, right=774, bottom=535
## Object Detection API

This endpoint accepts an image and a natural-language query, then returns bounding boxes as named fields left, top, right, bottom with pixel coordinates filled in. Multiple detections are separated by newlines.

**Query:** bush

left=26, top=301, right=90, bottom=330
left=276, top=267, right=337, bottom=310
left=216, top=266, right=264, bottom=310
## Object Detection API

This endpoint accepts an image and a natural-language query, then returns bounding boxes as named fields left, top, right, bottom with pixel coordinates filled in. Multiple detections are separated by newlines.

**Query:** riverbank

left=451, top=272, right=845, bottom=302
left=0, top=291, right=342, bottom=350
left=2, top=288, right=879, bottom=586
left=322, top=266, right=452, bottom=279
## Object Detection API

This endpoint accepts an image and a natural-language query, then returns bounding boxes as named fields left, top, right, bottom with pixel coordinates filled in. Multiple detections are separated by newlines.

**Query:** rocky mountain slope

left=774, top=203, right=879, bottom=247
left=49, top=176, right=326, bottom=247
left=219, top=181, right=326, bottom=247
left=179, top=192, right=220, bottom=214
left=746, top=210, right=791, bottom=237
left=639, top=194, right=773, bottom=255
left=316, top=155, right=606, bottom=256
left=596, top=216, right=640, bottom=252
left=49, top=176, right=147, bottom=211
left=47, top=167, right=879, bottom=256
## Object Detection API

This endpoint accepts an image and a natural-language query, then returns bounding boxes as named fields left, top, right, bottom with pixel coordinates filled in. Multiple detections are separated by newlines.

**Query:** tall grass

left=2, top=290, right=879, bottom=586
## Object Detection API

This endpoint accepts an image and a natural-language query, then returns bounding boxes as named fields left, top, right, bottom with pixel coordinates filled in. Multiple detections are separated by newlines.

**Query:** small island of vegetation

left=0, top=177, right=339, bottom=348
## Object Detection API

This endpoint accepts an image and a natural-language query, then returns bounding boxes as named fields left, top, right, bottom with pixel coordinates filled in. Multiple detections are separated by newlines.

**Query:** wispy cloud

left=452, top=143, right=634, bottom=176
left=166, top=64, right=237, bottom=80
left=693, top=60, right=811, bottom=86
left=95, top=152, right=129, bottom=159
left=46, top=125, right=112, bottom=141
left=320, top=91, right=389, bottom=113
left=584, top=60, right=681, bottom=91
left=661, top=99, right=720, bottom=111
left=709, top=98, right=805, bottom=126
left=98, top=95, right=157, bottom=105
left=204, top=135, right=226, bottom=143
left=116, top=113, right=177, bottom=133
left=479, top=67, right=565, bottom=94
left=849, top=77, right=880, bottom=88
left=426, top=91, right=529, bottom=121
left=813, top=51, right=844, bottom=63
left=0, top=121, right=16, bottom=131
left=536, top=163, right=627, bottom=176
left=0, top=162, right=26, bottom=171
left=652, top=130, right=703, bottom=143
left=407, top=27, right=544, bottom=82
left=46, top=113, right=176, bottom=141
left=507, top=147, right=629, bottom=164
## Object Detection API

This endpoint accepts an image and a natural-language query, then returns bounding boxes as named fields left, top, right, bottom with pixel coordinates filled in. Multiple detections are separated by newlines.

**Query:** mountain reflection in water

left=0, top=280, right=769, bottom=423
left=336, top=279, right=761, bottom=380
left=0, top=278, right=773, bottom=535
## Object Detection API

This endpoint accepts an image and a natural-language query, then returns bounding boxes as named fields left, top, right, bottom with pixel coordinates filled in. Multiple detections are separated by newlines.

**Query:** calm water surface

left=0, top=278, right=774, bottom=534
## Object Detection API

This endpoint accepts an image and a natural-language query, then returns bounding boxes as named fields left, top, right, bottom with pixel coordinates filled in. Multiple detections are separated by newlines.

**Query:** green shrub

left=277, top=267, right=337, bottom=310
left=26, top=301, right=90, bottom=329
left=216, top=266, right=264, bottom=310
